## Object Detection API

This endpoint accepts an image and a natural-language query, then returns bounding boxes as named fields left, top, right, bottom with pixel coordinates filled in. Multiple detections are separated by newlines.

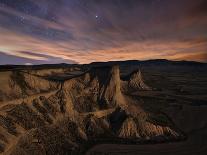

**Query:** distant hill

left=90, top=59, right=207, bottom=67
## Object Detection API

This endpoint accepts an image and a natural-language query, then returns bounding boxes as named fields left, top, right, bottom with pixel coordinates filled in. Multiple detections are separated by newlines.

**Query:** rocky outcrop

left=82, top=114, right=110, bottom=138
left=99, top=66, right=125, bottom=107
left=117, top=113, right=180, bottom=140
left=122, top=69, right=152, bottom=92
left=118, top=117, right=140, bottom=138
left=63, top=66, right=125, bottom=113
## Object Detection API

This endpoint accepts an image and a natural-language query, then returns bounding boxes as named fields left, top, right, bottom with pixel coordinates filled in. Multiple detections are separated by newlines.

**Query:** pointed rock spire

left=128, top=69, right=151, bottom=91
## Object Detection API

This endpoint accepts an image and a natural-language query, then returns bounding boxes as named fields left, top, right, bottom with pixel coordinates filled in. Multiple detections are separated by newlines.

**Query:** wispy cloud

left=0, top=0, right=206, bottom=64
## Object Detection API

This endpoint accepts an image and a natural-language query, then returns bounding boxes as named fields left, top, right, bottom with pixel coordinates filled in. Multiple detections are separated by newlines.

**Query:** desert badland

left=0, top=60, right=206, bottom=155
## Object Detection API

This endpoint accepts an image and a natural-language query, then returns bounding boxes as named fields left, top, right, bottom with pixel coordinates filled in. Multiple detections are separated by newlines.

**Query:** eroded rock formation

left=0, top=66, right=184, bottom=154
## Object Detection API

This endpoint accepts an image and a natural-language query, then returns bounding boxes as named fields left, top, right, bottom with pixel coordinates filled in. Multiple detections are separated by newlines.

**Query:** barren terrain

left=0, top=60, right=206, bottom=155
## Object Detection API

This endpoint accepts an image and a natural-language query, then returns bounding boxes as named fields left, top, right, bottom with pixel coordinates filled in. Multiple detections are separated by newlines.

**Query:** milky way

left=0, top=0, right=207, bottom=64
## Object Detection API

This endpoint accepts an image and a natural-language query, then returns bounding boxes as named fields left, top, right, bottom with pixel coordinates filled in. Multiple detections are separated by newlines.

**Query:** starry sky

left=0, top=0, right=207, bottom=65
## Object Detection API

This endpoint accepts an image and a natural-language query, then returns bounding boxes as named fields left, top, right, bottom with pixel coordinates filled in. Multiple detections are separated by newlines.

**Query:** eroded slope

left=0, top=66, right=185, bottom=155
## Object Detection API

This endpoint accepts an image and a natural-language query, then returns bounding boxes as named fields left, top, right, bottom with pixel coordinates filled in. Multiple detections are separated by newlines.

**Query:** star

left=19, top=16, right=26, bottom=23
left=95, top=15, right=98, bottom=19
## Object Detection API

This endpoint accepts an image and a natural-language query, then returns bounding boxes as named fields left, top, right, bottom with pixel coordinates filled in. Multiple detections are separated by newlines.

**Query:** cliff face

left=0, top=66, right=184, bottom=154
left=63, top=66, right=125, bottom=113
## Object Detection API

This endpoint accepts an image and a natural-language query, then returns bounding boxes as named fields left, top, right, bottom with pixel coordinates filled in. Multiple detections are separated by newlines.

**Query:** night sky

left=0, top=0, right=207, bottom=65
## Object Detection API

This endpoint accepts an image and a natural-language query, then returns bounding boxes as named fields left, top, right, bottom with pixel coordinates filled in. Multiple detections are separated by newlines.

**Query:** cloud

left=0, top=51, right=77, bottom=65
left=0, top=0, right=207, bottom=64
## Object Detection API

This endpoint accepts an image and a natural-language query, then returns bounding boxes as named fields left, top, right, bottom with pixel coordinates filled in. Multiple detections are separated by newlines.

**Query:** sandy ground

left=86, top=137, right=207, bottom=155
